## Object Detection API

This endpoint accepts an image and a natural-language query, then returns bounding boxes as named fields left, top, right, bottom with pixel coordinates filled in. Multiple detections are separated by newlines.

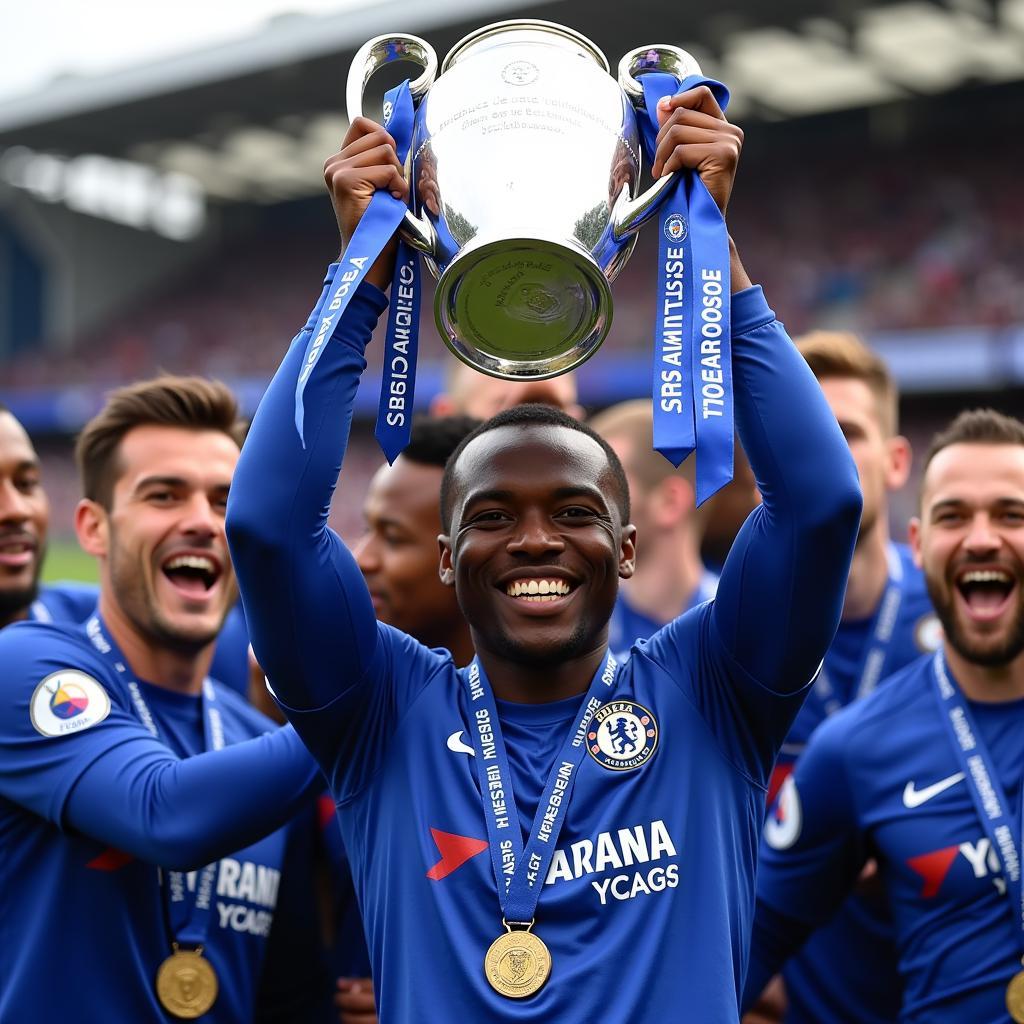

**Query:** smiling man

left=0, top=403, right=98, bottom=627
left=354, top=415, right=480, bottom=667
left=0, top=404, right=50, bottom=625
left=745, top=409, right=1024, bottom=1023
left=228, top=88, right=860, bottom=1024
left=0, top=377, right=321, bottom=1022
left=747, top=333, right=939, bottom=1024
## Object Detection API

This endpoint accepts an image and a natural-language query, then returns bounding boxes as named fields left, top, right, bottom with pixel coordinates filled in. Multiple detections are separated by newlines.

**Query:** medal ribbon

left=636, top=73, right=733, bottom=505
left=815, top=543, right=906, bottom=716
left=853, top=544, right=905, bottom=702
left=930, top=652, right=1024, bottom=952
left=86, top=615, right=224, bottom=950
left=294, top=79, right=422, bottom=463
left=464, top=652, right=618, bottom=924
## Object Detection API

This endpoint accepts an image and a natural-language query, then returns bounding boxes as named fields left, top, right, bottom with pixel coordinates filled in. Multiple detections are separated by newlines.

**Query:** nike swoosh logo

left=446, top=731, right=475, bottom=756
left=903, top=772, right=966, bottom=808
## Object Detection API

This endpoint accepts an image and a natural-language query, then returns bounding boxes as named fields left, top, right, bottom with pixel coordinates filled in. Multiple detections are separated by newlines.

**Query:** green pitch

left=42, top=538, right=99, bottom=584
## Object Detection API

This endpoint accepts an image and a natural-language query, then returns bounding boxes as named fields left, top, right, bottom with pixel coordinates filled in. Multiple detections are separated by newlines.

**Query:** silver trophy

left=347, top=20, right=701, bottom=380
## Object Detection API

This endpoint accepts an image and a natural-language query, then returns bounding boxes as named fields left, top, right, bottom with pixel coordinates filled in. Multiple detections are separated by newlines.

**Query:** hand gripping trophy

left=346, top=20, right=703, bottom=381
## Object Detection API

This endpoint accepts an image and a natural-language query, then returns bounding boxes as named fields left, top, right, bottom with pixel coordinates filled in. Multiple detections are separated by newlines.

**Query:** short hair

left=75, top=376, right=246, bottom=508
left=796, top=331, right=898, bottom=437
left=588, top=399, right=695, bottom=494
left=402, top=415, right=483, bottom=469
left=922, top=408, right=1024, bottom=479
left=440, top=403, right=630, bottom=531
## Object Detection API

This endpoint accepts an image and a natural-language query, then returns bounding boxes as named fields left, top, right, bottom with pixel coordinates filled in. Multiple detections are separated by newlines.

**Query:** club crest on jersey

left=30, top=670, right=111, bottom=737
left=586, top=701, right=658, bottom=772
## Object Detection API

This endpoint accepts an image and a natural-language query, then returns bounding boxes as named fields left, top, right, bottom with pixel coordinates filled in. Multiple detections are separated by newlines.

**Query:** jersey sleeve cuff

left=731, top=285, right=776, bottom=336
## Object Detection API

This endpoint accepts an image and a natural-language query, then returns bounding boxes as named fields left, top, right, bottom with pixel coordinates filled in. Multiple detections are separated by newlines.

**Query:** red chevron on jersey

left=86, top=846, right=135, bottom=871
left=317, top=792, right=336, bottom=830
left=907, top=845, right=959, bottom=898
left=426, top=828, right=488, bottom=881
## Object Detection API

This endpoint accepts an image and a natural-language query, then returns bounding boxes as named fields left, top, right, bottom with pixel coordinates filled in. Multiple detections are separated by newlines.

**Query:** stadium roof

left=1, top=0, right=1022, bottom=203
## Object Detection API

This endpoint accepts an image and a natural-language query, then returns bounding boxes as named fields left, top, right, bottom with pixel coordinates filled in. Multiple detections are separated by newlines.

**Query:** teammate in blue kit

left=0, top=401, right=103, bottom=626
left=589, top=399, right=718, bottom=659
left=0, top=377, right=323, bottom=1023
left=0, top=399, right=253, bottom=696
left=227, top=86, right=861, bottom=1023
left=745, top=408, right=1024, bottom=1024
left=747, top=332, right=940, bottom=1024
left=353, top=415, right=481, bottom=669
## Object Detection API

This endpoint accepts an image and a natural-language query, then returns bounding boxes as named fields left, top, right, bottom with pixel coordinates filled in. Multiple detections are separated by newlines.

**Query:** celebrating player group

left=1, top=63, right=1024, bottom=1024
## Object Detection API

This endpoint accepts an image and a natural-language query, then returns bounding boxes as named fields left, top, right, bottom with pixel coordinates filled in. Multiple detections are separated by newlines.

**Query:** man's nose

left=506, top=513, right=565, bottom=556
left=0, top=479, right=32, bottom=525
left=353, top=532, right=380, bottom=572
left=963, top=512, right=1001, bottom=556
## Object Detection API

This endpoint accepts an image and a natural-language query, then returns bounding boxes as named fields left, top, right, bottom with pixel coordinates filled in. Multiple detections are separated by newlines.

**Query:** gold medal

left=155, top=945, right=219, bottom=1019
left=1007, top=967, right=1024, bottom=1023
left=484, top=923, right=551, bottom=999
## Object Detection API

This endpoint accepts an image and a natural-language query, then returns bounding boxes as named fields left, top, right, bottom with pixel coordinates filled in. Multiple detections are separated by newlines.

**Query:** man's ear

left=618, top=524, right=637, bottom=580
left=886, top=435, right=912, bottom=491
left=74, top=499, right=109, bottom=559
left=908, top=516, right=923, bottom=569
left=438, top=535, right=455, bottom=586
left=651, top=476, right=694, bottom=530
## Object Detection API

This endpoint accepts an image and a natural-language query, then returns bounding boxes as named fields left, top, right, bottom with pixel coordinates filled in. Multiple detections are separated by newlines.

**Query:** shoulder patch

left=764, top=774, right=802, bottom=850
left=914, top=613, right=943, bottom=653
left=30, top=670, right=111, bottom=738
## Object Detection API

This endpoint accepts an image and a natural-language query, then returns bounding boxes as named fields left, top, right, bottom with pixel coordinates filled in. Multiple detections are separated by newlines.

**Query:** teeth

left=165, top=555, right=216, bottom=574
left=961, top=570, right=1013, bottom=585
left=505, top=578, right=572, bottom=598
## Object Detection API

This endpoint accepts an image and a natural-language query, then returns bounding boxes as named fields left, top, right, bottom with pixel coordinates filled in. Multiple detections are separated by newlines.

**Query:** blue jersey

left=768, top=544, right=940, bottom=1024
left=210, top=599, right=252, bottom=697
left=27, top=581, right=251, bottom=696
left=607, top=568, right=719, bottom=659
left=28, top=580, right=100, bottom=623
left=749, top=654, right=1024, bottom=1023
left=227, top=268, right=861, bottom=1022
left=0, top=619, right=320, bottom=1023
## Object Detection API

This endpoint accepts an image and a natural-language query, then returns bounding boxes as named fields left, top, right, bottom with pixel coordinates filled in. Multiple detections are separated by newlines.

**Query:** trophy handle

left=345, top=33, right=439, bottom=256
left=612, top=44, right=704, bottom=240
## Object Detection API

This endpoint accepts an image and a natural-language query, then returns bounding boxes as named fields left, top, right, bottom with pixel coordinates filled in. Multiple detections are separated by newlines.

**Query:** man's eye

left=15, top=476, right=41, bottom=495
left=558, top=506, right=596, bottom=519
left=471, top=511, right=509, bottom=524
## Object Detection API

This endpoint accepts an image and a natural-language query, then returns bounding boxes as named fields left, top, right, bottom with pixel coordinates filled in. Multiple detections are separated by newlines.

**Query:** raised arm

left=226, top=118, right=406, bottom=711
left=652, top=87, right=861, bottom=695
left=710, top=274, right=862, bottom=692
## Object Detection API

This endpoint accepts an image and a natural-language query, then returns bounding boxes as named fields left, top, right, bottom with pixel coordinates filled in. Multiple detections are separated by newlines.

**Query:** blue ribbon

left=464, top=653, right=618, bottom=925
left=85, top=615, right=223, bottom=950
left=294, top=80, right=422, bottom=458
left=930, top=653, right=1024, bottom=953
left=637, top=73, right=734, bottom=505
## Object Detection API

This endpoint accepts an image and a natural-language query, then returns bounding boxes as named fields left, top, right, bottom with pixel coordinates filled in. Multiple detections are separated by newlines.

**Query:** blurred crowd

left=3, top=136, right=1023, bottom=392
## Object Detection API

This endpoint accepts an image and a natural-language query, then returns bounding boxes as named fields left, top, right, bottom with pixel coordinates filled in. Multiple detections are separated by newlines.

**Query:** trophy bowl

left=347, top=21, right=701, bottom=380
